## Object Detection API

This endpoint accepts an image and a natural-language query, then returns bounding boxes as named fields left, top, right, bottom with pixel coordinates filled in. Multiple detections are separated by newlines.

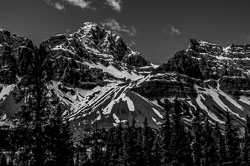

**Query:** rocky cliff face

left=1, top=25, right=250, bottom=129
left=0, top=23, right=159, bottom=128
left=0, top=30, right=36, bottom=84
left=132, top=39, right=250, bottom=128
left=39, top=22, right=152, bottom=89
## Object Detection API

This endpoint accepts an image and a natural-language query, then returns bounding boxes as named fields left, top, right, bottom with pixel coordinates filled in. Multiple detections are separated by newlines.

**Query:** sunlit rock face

left=132, top=39, right=250, bottom=128
left=1, top=25, right=250, bottom=129
left=0, top=29, right=35, bottom=84
left=0, top=24, right=158, bottom=129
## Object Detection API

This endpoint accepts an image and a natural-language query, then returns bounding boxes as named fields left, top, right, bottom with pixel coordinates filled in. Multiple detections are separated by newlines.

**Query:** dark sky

left=0, top=0, right=250, bottom=64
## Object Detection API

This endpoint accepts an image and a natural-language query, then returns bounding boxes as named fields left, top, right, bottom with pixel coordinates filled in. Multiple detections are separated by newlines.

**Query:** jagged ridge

left=1, top=26, right=250, bottom=129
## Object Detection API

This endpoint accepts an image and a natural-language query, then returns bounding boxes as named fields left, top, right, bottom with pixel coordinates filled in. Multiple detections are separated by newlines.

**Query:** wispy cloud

left=106, top=0, right=123, bottom=12
left=164, top=25, right=181, bottom=36
left=45, top=0, right=125, bottom=12
left=101, top=19, right=137, bottom=36
left=128, top=40, right=136, bottom=47
left=65, top=0, right=91, bottom=9
left=44, top=0, right=65, bottom=10
left=44, top=0, right=91, bottom=10
left=54, top=2, right=65, bottom=10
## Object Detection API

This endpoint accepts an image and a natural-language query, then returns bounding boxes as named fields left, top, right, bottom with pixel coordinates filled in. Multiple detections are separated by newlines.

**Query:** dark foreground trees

left=73, top=101, right=247, bottom=166
left=9, top=46, right=74, bottom=166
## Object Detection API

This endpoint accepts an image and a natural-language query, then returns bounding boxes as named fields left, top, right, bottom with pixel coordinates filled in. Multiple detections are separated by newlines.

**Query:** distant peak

left=189, top=39, right=218, bottom=46
left=76, top=22, right=101, bottom=35
left=81, top=22, right=99, bottom=28
left=0, top=29, right=10, bottom=35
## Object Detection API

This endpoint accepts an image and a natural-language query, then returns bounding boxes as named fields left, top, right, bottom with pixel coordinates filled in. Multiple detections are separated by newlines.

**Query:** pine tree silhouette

left=10, top=46, right=74, bottom=166
left=192, top=109, right=203, bottom=166
left=161, top=106, right=172, bottom=164
left=225, top=112, right=241, bottom=165
left=143, top=118, right=155, bottom=166
left=203, top=118, right=219, bottom=166
left=243, top=116, right=250, bottom=165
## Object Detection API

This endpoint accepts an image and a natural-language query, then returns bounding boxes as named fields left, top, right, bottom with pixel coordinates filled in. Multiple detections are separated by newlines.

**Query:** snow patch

left=187, top=100, right=196, bottom=109
left=52, top=45, right=76, bottom=55
left=152, top=108, right=163, bottom=119
left=196, top=94, right=225, bottom=124
left=102, top=88, right=135, bottom=114
left=151, top=100, right=164, bottom=109
left=113, top=113, right=120, bottom=124
left=195, top=85, right=245, bottom=122
left=239, top=96, right=250, bottom=106
left=103, top=100, right=117, bottom=115
left=125, top=96, right=135, bottom=112
left=152, top=117, right=161, bottom=125
left=0, top=84, right=15, bottom=101
left=84, top=62, right=143, bottom=81
left=218, top=90, right=243, bottom=110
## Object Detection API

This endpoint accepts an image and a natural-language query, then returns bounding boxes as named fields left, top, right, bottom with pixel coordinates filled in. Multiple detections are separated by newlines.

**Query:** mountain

left=132, top=39, right=250, bottom=128
left=0, top=23, right=161, bottom=129
left=1, top=23, right=250, bottom=130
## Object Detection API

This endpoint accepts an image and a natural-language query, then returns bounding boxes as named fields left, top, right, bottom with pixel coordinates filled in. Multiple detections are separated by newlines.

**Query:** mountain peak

left=80, top=22, right=99, bottom=30
left=188, top=39, right=223, bottom=55
left=2, top=27, right=250, bottom=129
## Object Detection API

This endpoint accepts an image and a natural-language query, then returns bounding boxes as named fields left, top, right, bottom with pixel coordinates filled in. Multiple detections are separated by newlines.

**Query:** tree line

left=72, top=100, right=250, bottom=166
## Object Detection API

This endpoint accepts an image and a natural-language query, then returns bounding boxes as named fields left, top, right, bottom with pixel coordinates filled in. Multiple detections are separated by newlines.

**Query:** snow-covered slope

left=49, top=81, right=164, bottom=129
left=0, top=23, right=160, bottom=128
left=1, top=27, right=250, bottom=129
left=132, top=39, right=250, bottom=129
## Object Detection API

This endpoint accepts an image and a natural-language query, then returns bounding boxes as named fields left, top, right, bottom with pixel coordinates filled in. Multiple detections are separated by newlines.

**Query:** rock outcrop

left=0, top=30, right=36, bottom=84
left=1, top=25, right=250, bottom=129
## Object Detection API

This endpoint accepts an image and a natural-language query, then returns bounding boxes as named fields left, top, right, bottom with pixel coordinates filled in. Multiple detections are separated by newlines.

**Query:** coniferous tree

left=214, top=122, right=227, bottom=165
left=136, top=127, right=144, bottom=165
left=0, top=154, right=8, bottom=166
left=171, top=99, right=192, bottom=165
left=203, top=119, right=219, bottom=166
left=76, top=132, right=91, bottom=166
left=180, top=129, right=193, bottom=166
left=243, top=116, right=250, bottom=165
left=123, top=118, right=139, bottom=166
left=224, top=112, right=241, bottom=164
left=161, top=108, right=172, bottom=164
left=152, top=135, right=162, bottom=166
left=103, top=128, right=114, bottom=166
left=143, top=118, right=150, bottom=165
left=91, top=128, right=106, bottom=166
left=192, top=110, right=203, bottom=166
left=142, top=118, right=155, bottom=166
left=171, top=100, right=183, bottom=162
left=45, top=105, right=74, bottom=166
left=11, top=46, right=51, bottom=166
left=109, top=123, right=124, bottom=166
left=10, top=46, right=74, bottom=166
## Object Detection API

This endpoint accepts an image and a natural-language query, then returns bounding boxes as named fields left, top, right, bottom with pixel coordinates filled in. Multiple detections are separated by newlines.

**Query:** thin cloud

left=45, top=0, right=124, bottom=12
left=101, top=19, right=137, bottom=36
left=106, top=0, right=123, bottom=12
left=164, top=25, right=181, bottom=36
left=64, top=0, right=91, bottom=9
left=44, top=0, right=91, bottom=10
left=54, top=2, right=65, bottom=10
left=128, top=40, right=136, bottom=47
left=44, top=0, right=65, bottom=10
